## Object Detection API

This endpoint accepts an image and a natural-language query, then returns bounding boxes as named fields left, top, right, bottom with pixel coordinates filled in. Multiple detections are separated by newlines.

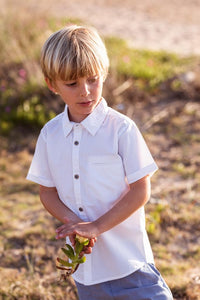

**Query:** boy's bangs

left=58, top=63, right=99, bottom=81
left=58, top=49, right=102, bottom=81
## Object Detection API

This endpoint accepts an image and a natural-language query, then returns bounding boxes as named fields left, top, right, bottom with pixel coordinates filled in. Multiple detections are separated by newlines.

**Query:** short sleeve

left=26, top=128, right=55, bottom=187
left=118, top=121, right=158, bottom=184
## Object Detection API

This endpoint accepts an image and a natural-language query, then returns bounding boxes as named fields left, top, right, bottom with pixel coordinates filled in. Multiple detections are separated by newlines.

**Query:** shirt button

left=74, top=174, right=79, bottom=179
left=74, top=141, right=79, bottom=145
left=79, top=207, right=83, bottom=212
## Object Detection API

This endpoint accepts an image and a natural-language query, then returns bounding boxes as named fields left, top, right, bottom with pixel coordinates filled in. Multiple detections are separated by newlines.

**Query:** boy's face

left=47, top=75, right=104, bottom=123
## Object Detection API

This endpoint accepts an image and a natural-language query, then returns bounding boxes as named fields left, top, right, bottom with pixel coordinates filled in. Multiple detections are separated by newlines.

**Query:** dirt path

left=3, top=0, right=200, bottom=56
left=2, top=0, right=200, bottom=56
left=48, top=0, right=200, bottom=56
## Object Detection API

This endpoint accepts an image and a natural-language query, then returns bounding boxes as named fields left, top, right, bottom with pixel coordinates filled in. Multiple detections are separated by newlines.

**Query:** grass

left=0, top=2, right=200, bottom=299
left=106, top=36, right=195, bottom=88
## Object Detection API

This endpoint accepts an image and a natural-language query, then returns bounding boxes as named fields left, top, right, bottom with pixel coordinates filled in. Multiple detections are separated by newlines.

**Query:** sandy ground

left=16, top=0, right=200, bottom=56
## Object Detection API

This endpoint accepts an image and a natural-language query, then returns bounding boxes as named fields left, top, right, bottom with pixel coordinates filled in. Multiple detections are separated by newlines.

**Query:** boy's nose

left=80, top=83, right=90, bottom=97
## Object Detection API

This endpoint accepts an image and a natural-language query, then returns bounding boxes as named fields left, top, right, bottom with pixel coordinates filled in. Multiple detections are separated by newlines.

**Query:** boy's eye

left=65, top=82, right=77, bottom=87
left=88, top=76, right=98, bottom=84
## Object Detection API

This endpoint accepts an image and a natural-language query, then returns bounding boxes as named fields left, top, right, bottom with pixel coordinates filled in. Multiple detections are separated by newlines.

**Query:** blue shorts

left=75, top=263, right=173, bottom=300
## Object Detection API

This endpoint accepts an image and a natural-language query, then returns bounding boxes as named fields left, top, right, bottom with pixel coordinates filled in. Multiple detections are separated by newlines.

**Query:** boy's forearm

left=46, top=176, right=151, bottom=241
left=94, top=175, right=151, bottom=235
left=39, top=185, right=80, bottom=224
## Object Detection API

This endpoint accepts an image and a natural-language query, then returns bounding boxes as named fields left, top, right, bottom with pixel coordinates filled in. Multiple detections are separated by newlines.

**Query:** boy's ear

left=45, top=78, right=57, bottom=94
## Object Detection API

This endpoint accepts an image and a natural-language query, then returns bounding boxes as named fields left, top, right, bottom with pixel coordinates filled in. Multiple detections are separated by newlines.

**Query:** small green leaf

left=77, top=256, right=86, bottom=264
left=57, top=257, right=74, bottom=267
left=66, top=244, right=75, bottom=254
left=82, top=239, right=89, bottom=246
left=61, top=244, right=75, bottom=259
left=75, top=240, right=84, bottom=255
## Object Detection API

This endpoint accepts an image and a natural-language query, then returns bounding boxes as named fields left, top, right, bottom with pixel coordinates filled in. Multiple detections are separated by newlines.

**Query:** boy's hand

left=81, top=237, right=97, bottom=255
left=56, top=218, right=98, bottom=239
left=56, top=217, right=98, bottom=253
left=69, top=234, right=97, bottom=255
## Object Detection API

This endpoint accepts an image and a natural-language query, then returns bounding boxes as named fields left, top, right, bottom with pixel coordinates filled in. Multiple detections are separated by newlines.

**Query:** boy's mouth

left=78, top=100, right=93, bottom=106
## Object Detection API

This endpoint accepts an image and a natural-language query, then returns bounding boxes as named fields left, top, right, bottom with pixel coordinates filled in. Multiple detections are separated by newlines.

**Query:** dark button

left=74, top=174, right=79, bottom=179
left=74, top=141, right=79, bottom=145
left=79, top=207, right=83, bottom=212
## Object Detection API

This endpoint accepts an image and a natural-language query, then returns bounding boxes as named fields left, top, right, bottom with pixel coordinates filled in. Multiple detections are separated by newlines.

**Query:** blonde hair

left=40, top=25, right=109, bottom=83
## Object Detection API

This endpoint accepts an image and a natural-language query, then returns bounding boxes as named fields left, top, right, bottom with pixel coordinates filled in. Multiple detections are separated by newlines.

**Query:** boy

left=27, top=25, right=173, bottom=299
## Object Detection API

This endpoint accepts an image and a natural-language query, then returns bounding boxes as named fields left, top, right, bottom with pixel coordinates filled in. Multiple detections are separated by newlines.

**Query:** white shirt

left=27, top=98, right=158, bottom=285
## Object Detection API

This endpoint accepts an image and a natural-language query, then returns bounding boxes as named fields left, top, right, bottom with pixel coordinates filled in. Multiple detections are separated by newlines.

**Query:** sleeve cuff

left=26, top=173, right=55, bottom=187
left=126, top=162, right=158, bottom=184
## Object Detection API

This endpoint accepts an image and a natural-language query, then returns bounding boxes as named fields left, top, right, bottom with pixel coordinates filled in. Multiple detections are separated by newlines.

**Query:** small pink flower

left=38, top=19, right=47, bottom=29
left=18, top=69, right=27, bottom=80
left=5, top=106, right=11, bottom=113
left=0, top=85, right=6, bottom=91
left=147, top=59, right=154, bottom=67
left=0, top=80, right=6, bottom=91
left=122, top=55, right=130, bottom=64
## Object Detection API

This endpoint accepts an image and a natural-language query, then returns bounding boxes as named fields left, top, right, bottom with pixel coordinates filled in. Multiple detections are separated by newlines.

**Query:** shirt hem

left=73, top=262, right=148, bottom=286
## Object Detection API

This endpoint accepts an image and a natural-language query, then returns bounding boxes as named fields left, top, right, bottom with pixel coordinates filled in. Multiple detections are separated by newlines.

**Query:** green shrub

left=106, top=37, right=194, bottom=88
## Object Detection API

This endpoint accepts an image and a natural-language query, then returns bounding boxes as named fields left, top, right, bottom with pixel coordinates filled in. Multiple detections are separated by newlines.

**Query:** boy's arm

left=39, top=185, right=96, bottom=252
left=95, top=174, right=151, bottom=234
left=56, top=175, right=151, bottom=239
left=39, top=185, right=81, bottom=224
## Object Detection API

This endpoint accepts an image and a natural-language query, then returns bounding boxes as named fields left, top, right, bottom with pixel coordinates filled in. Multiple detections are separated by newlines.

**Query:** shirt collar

left=62, top=98, right=108, bottom=137
left=62, top=105, right=73, bottom=137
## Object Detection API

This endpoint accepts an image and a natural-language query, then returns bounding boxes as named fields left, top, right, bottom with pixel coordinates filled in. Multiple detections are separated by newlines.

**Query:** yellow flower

left=76, top=234, right=89, bottom=244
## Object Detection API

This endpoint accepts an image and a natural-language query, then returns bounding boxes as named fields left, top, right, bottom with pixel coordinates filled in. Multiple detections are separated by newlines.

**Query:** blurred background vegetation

left=0, top=7, right=196, bottom=134
left=0, top=1, right=200, bottom=300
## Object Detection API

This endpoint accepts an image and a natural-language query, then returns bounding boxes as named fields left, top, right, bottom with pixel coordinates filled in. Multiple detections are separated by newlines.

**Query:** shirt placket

left=73, top=124, right=92, bottom=283
left=72, top=124, right=85, bottom=218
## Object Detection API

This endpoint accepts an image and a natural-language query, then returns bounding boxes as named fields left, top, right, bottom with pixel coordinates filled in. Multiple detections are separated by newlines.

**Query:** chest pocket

left=87, top=154, right=126, bottom=191
left=88, top=154, right=122, bottom=165
left=85, top=154, right=128, bottom=218
left=88, top=155, right=124, bottom=180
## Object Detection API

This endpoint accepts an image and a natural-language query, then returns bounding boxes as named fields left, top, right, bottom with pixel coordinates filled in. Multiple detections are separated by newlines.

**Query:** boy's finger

left=55, top=224, right=66, bottom=232
left=89, top=237, right=97, bottom=247
left=56, top=227, right=75, bottom=239
left=80, top=247, right=92, bottom=256
left=89, top=239, right=95, bottom=247
left=56, top=222, right=72, bottom=233
left=84, top=247, right=93, bottom=254
left=69, top=234, right=76, bottom=246
left=55, top=218, right=71, bottom=232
